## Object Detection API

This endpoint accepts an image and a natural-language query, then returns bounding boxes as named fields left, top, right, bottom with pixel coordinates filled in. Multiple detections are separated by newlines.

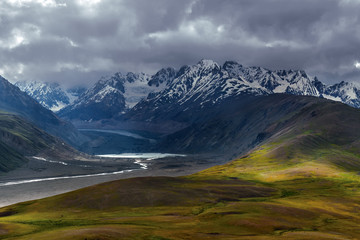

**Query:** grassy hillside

left=0, top=112, right=79, bottom=172
left=1, top=97, right=360, bottom=239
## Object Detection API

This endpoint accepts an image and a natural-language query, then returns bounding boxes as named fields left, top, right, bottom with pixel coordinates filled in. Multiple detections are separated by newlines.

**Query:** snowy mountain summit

left=58, top=69, right=176, bottom=121
left=132, top=60, right=359, bottom=110
left=15, top=81, right=86, bottom=111
left=17, top=60, right=360, bottom=123
left=124, top=60, right=360, bottom=125
left=321, top=81, right=360, bottom=108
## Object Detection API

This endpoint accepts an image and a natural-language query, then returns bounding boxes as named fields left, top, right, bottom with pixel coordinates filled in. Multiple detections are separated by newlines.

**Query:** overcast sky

left=0, top=0, right=360, bottom=86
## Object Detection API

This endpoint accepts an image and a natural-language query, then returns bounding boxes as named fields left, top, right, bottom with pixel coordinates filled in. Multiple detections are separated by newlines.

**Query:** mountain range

left=15, top=60, right=360, bottom=115
left=126, top=60, right=360, bottom=120
left=16, top=60, right=360, bottom=121
left=4, top=60, right=360, bottom=160
left=12, top=59, right=360, bottom=157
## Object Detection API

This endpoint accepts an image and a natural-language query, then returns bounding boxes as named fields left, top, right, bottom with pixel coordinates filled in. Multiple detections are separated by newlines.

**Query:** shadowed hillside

left=0, top=112, right=81, bottom=172
left=159, top=94, right=360, bottom=159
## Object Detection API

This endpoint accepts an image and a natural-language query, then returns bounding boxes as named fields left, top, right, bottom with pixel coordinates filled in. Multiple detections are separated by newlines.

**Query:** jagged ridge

left=15, top=81, right=86, bottom=111
left=18, top=60, right=360, bottom=123
left=58, top=69, right=176, bottom=121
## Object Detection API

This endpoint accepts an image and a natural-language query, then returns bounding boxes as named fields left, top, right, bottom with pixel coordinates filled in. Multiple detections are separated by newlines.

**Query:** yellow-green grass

left=2, top=156, right=360, bottom=239
left=2, top=127, right=360, bottom=239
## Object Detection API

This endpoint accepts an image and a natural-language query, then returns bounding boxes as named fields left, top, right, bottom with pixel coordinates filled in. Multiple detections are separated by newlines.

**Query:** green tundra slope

left=0, top=96, right=360, bottom=239
left=0, top=112, right=78, bottom=172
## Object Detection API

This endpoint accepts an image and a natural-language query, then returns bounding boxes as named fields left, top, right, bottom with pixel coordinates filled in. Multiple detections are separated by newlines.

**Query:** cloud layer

left=0, top=0, right=360, bottom=86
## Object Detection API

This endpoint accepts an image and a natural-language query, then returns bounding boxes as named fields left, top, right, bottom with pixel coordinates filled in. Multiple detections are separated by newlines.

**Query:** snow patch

left=322, top=94, right=343, bottom=102
left=32, top=156, right=69, bottom=166
left=50, top=101, right=68, bottom=112
left=123, top=74, right=165, bottom=108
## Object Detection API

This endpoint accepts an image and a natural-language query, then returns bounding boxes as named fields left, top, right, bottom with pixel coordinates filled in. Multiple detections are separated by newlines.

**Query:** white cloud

left=54, top=58, right=116, bottom=73
left=355, top=61, right=360, bottom=69
left=264, top=40, right=309, bottom=49
left=55, top=62, right=89, bottom=72
left=61, top=37, right=79, bottom=47
left=4, top=0, right=66, bottom=7
left=0, top=63, right=26, bottom=81
left=0, top=24, right=41, bottom=49
left=0, top=29, right=28, bottom=49
left=148, top=19, right=233, bottom=45
left=76, top=0, right=102, bottom=6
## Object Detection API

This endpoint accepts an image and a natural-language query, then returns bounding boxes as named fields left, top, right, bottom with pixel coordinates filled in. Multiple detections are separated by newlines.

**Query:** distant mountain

left=15, top=81, right=86, bottom=111
left=120, top=60, right=359, bottom=131
left=58, top=69, right=175, bottom=121
left=0, top=76, right=85, bottom=147
left=54, top=60, right=359, bottom=128
left=322, top=81, right=360, bottom=108
left=15, top=60, right=359, bottom=132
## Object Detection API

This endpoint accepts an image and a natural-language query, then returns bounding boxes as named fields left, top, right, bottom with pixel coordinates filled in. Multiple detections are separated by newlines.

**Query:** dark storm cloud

left=0, top=0, right=359, bottom=86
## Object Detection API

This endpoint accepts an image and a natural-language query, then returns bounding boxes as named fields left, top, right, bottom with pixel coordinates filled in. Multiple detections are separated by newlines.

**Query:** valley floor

left=0, top=154, right=219, bottom=208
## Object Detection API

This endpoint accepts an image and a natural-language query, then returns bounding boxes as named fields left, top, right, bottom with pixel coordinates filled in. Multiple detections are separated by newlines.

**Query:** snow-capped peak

left=58, top=69, right=175, bottom=120
left=130, top=60, right=360, bottom=120
left=148, top=67, right=176, bottom=87
left=18, top=60, right=360, bottom=122
left=322, top=81, right=360, bottom=107
left=197, top=59, right=220, bottom=69
left=14, top=81, right=86, bottom=111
